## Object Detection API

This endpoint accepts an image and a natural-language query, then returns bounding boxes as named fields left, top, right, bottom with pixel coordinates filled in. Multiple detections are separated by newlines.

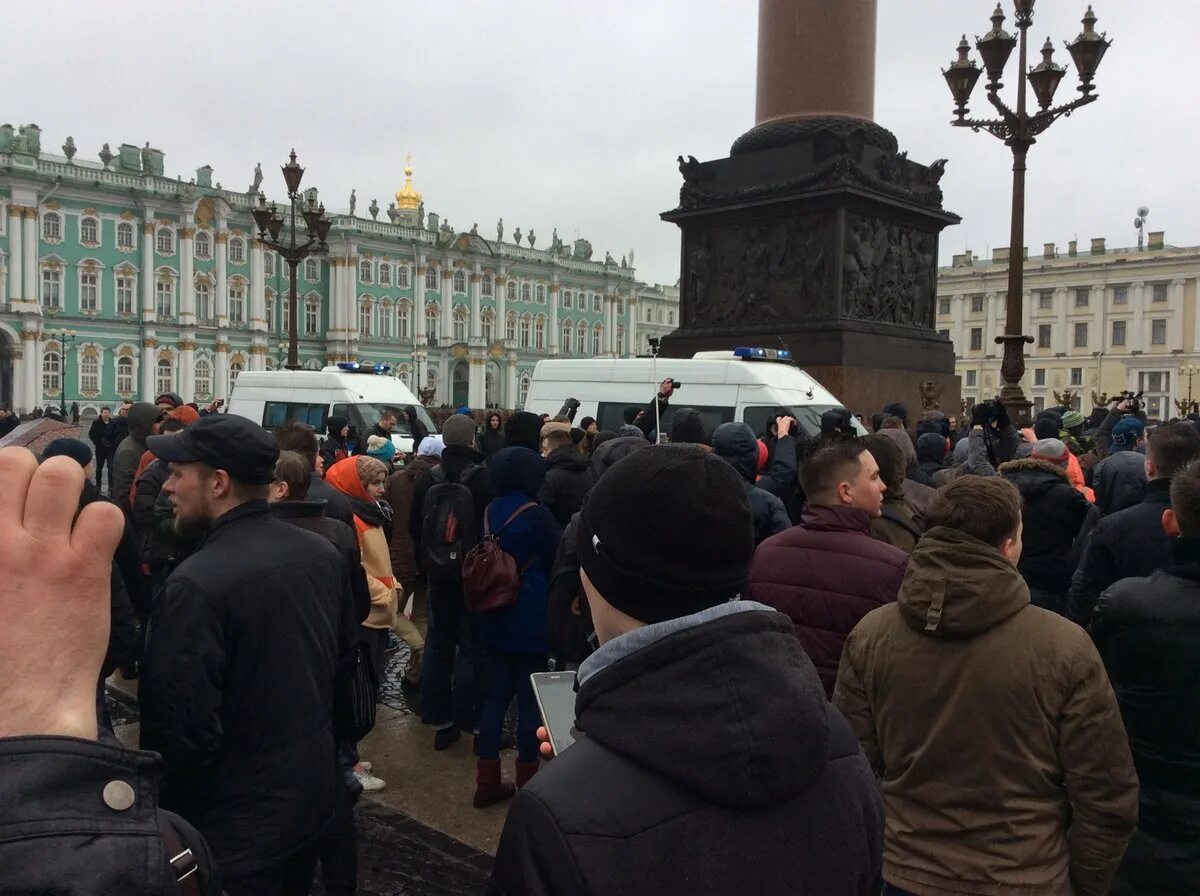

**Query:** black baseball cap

left=147, top=414, right=279, bottom=485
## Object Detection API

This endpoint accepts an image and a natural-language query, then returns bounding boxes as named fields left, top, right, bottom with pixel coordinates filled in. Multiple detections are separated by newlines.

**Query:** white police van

left=226, top=362, right=437, bottom=454
left=525, top=347, right=866, bottom=438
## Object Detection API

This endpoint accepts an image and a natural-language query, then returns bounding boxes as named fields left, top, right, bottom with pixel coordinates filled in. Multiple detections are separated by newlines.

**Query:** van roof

left=230, top=368, right=421, bottom=404
left=530, top=358, right=835, bottom=399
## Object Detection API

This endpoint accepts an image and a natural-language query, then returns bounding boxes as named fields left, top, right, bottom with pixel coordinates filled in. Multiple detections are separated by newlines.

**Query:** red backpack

left=463, top=501, right=537, bottom=613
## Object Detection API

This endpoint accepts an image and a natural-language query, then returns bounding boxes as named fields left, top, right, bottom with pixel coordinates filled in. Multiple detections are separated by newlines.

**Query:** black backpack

left=421, top=464, right=482, bottom=581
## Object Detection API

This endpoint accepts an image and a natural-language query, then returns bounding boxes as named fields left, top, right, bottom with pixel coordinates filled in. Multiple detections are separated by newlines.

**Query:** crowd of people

left=0, top=378, right=1196, bottom=896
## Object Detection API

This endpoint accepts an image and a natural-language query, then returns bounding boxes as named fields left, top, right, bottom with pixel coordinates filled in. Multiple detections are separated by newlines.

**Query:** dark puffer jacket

left=916, top=431, right=948, bottom=480
left=1093, top=543, right=1200, bottom=896
left=112, top=402, right=160, bottom=511
left=747, top=504, right=907, bottom=696
left=488, top=605, right=884, bottom=896
left=713, top=423, right=791, bottom=545
left=538, top=443, right=591, bottom=526
left=1093, top=449, right=1147, bottom=515
left=999, top=458, right=1097, bottom=614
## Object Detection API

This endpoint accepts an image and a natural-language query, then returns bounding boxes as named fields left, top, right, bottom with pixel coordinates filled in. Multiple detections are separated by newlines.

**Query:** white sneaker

left=354, top=769, right=386, bottom=792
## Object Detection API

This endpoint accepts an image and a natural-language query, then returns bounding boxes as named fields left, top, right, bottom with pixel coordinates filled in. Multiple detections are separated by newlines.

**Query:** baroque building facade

left=0, top=123, right=675, bottom=415
left=936, top=233, right=1200, bottom=420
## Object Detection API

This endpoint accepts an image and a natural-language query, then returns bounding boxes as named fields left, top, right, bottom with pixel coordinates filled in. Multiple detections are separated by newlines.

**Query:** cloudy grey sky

left=9, top=1, right=1195, bottom=285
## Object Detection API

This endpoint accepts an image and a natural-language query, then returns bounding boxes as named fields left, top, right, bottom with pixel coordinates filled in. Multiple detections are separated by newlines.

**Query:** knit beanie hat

left=577, top=446, right=753, bottom=624
left=455, top=406, right=472, bottom=416
left=1033, top=416, right=1060, bottom=440
left=1061, top=410, right=1085, bottom=431
left=1032, top=437, right=1069, bottom=467
left=1111, top=417, right=1145, bottom=451
left=442, top=413, right=476, bottom=448
left=168, top=405, right=200, bottom=426
left=365, top=435, right=396, bottom=462
left=504, top=412, right=542, bottom=452
left=42, top=437, right=93, bottom=468
left=882, top=402, right=908, bottom=424
left=417, top=434, right=444, bottom=458
left=618, top=424, right=645, bottom=439
left=669, top=408, right=710, bottom=446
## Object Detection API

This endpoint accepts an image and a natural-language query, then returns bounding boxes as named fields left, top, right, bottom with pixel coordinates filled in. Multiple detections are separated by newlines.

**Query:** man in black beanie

left=504, top=411, right=542, bottom=453
left=489, top=446, right=883, bottom=896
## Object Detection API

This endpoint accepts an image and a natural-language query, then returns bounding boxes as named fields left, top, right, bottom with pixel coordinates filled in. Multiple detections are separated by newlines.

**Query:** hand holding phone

left=531, top=671, right=578, bottom=756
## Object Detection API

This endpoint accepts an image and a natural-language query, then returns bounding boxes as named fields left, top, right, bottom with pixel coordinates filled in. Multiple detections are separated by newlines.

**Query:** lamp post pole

left=943, top=2, right=1111, bottom=425
left=1182, top=364, right=1200, bottom=413
left=47, top=327, right=77, bottom=414
left=251, top=151, right=331, bottom=371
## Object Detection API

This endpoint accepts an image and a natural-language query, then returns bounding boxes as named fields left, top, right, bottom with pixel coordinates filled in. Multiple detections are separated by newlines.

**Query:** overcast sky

left=9, top=1, right=1194, bottom=286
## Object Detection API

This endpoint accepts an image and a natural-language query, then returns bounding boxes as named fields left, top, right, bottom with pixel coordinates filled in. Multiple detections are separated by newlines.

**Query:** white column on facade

left=414, top=257, right=428, bottom=345
left=179, top=335, right=196, bottom=404
left=215, top=228, right=229, bottom=325
left=495, top=269, right=507, bottom=344
left=440, top=262, right=453, bottom=344
left=21, top=328, right=39, bottom=412
left=607, top=292, right=618, bottom=356
left=1169, top=279, right=1186, bottom=352
left=1021, top=289, right=1033, bottom=343
left=23, top=208, right=38, bottom=302
left=8, top=206, right=22, bottom=301
left=1054, top=287, right=1068, bottom=354
left=140, top=217, right=156, bottom=319
left=549, top=277, right=560, bottom=356
left=506, top=352, right=518, bottom=408
left=951, top=293, right=965, bottom=357
left=1091, top=284, right=1106, bottom=359
left=347, top=248, right=359, bottom=349
left=1131, top=281, right=1146, bottom=352
left=982, top=291, right=998, bottom=354
left=628, top=295, right=639, bottom=358
left=470, top=264, right=482, bottom=342
left=215, top=340, right=230, bottom=401
left=140, top=335, right=156, bottom=401
left=1192, top=279, right=1200, bottom=355
left=250, top=241, right=266, bottom=331
left=179, top=227, right=195, bottom=325
left=468, top=357, right=485, bottom=409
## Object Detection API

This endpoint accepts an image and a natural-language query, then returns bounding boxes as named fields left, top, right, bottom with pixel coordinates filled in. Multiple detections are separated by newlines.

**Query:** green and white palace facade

left=0, top=123, right=675, bottom=415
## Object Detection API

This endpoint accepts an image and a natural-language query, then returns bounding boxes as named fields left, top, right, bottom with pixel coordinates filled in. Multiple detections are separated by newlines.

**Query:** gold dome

left=395, top=152, right=422, bottom=211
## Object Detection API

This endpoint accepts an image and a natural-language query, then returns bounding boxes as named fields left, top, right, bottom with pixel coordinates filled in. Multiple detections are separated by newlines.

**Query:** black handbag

left=335, top=641, right=378, bottom=743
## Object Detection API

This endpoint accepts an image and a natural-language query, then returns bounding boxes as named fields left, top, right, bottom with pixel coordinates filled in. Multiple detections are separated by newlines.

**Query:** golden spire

left=395, top=152, right=422, bottom=211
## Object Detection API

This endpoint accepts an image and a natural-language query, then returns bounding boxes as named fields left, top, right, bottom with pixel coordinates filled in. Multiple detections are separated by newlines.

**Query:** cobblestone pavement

left=106, top=674, right=494, bottom=895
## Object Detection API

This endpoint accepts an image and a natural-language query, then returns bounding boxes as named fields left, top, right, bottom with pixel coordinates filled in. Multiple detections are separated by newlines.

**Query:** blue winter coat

left=479, top=447, right=563, bottom=654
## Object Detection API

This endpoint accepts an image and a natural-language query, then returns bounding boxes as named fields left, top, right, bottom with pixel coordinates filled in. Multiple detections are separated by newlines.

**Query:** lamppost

left=1182, top=363, right=1200, bottom=415
left=943, top=2, right=1111, bottom=424
left=46, top=327, right=77, bottom=413
left=251, top=150, right=331, bottom=370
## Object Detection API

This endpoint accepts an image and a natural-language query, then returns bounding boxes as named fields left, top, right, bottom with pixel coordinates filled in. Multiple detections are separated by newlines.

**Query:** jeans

left=420, top=580, right=482, bottom=731
left=94, top=451, right=111, bottom=490
left=477, top=649, right=546, bottom=762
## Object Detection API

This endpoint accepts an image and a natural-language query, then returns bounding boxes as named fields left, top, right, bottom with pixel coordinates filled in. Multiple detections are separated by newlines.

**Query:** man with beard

left=139, top=415, right=354, bottom=895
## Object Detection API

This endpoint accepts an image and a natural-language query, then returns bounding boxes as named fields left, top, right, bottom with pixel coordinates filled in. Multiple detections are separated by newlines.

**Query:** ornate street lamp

left=252, top=150, right=330, bottom=370
left=46, top=327, right=77, bottom=413
left=943, top=3, right=1111, bottom=424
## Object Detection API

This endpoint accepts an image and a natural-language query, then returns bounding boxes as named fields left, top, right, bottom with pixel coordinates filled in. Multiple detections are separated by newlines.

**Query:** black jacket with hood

left=538, top=443, right=591, bottom=526
left=713, top=422, right=791, bottom=545
left=112, top=402, right=160, bottom=511
left=488, top=605, right=884, bottom=896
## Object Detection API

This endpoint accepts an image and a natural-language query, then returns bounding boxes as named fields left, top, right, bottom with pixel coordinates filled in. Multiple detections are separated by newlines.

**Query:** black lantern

left=1066, top=6, right=1110, bottom=95
left=943, top=36, right=983, bottom=118
left=1027, top=38, right=1066, bottom=110
left=976, top=4, right=1017, bottom=90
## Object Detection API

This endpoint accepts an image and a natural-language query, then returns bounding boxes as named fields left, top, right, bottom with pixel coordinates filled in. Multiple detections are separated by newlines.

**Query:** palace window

left=379, top=304, right=393, bottom=339
left=398, top=303, right=410, bottom=340
left=80, top=271, right=99, bottom=312
left=970, top=294, right=984, bottom=313
left=359, top=301, right=372, bottom=336
left=563, top=290, right=572, bottom=310
left=227, top=238, right=245, bottom=264
left=196, top=282, right=212, bottom=320
left=116, top=275, right=135, bottom=315
left=116, top=356, right=135, bottom=394
left=305, top=301, right=319, bottom=336
left=1034, top=368, right=1046, bottom=386
left=80, top=217, right=99, bottom=245
left=194, top=231, right=211, bottom=258
left=359, top=260, right=373, bottom=284
left=156, top=228, right=174, bottom=255
left=1039, top=290, right=1053, bottom=309
left=263, top=252, right=274, bottom=276
left=397, top=265, right=410, bottom=288
left=42, top=268, right=61, bottom=309
left=1038, top=324, right=1052, bottom=348
left=379, top=263, right=391, bottom=286
left=229, top=286, right=245, bottom=323
left=668, top=310, right=675, bottom=325
left=617, top=297, right=625, bottom=316
left=117, top=222, right=135, bottom=250
left=81, top=353, right=100, bottom=394
left=938, top=298, right=951, bottom=315
left=453, top=270, right=467, bottom=294
left=562, top=320, right=573, bottom=354
left=1113, top=286, right=1127, bottom=305
left=482, top=274, right=493, bottom=297
left=1073, top=322, right=1088, bottom=348
left=536, top=284, right=546, bottom=305
left=1111, top=320, right=1126, bottom=346
left=1152, top=318, right=1167, bottom=345
left=265, top=296, right=275, bottom=333
left=966, top=370, right=978, bottom=387
left=969, top=327, right=982, bottom=351
left=425, top=304, right=438, bottom=336
left=506, top=281, right=517, bottom=302
left=1075, top=288, right=1090, bottom=308
left=593, top=294, right=602, bottom=313
left=453, top=308, right=467, bottom=343
left=42, top=212, right=61, bottom=240
left=305, top=258, right=320, bottom=281
left=155, top=358, right=173, bottom=396
left=534, top=315, right=546, bottom=350
left=577, top=323, right=588, bottom=355
left=1070, top=367, right=1083, bottom=386
left=520, top=314, right=531, bottom=348
left=194, top=358, right=212, bottom=401
left=230, top=358, right=244, bottom=385
left=155, top=280, right=174, bottom=318
left=481, top=310, right=494, bottom=344
left=425, top=267, right=439, bottom=291
left=42, top=346, right=62, bottom=393
left=1153, top=283, right=1168, bottom=303
left=521, top=283, right=532, bottom=303
left=617, top=326, right=626, bottom=356
left=506, top=312, right=517, bottom=342
left=518, top=373, right=531, bottom=409
left=592, top=326, right=603, bottom=356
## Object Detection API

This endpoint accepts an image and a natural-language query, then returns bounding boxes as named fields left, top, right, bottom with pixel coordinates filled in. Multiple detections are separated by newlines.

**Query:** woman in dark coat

left=480, top=412, right=506, bottom=462
left=472, top=447, right=562, bottom=809
left=320, top=415, right=351, bottom=471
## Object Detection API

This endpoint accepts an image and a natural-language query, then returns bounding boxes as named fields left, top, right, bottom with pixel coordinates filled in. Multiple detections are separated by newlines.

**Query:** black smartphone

left=530, top=671, right=578, bottom=756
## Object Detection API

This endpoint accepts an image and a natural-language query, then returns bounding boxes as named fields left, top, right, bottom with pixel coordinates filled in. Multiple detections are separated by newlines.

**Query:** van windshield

left=743, top=405, right=867, bottom=438
left=356, top=403, right=438, bottom=435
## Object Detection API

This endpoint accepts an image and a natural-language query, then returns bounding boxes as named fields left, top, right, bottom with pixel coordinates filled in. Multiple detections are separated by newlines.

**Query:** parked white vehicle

left=226, top=363, right=436, bottom=454
left=524, top=347, right=865, bottom=438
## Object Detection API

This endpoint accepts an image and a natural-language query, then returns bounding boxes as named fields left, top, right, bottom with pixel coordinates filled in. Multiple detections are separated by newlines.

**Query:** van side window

left=743, top=405, right=841, bottom=439
left=263, top=401, right=330, bottom=431
left=595, top=402, right=733, bottom=438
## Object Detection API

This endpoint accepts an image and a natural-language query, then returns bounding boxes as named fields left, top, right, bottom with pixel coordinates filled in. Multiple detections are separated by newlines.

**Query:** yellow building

left=936, top=232, right=1200, bottom=419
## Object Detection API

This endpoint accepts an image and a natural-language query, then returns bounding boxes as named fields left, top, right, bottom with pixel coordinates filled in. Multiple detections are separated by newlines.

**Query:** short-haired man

left=87, top=406, right=113, bottom=488
left=1093, top=458, right=1200, bottom=895
left=1093, top=414, right=1148, bottom=514
left=539, top=421, right=590, bottom=526
left=747, top=438, right=905, bottom=696
left=371, top=407, right=399, bottom=442
left=834, top=476, right=1137, bottom=896
left=274, top=420, right=355, bottom=527
left=1069, top=421, right=1200, bottom=625
left=139, top=415, right=356, bottom=895
left=489, top=446, right=884, bottom=896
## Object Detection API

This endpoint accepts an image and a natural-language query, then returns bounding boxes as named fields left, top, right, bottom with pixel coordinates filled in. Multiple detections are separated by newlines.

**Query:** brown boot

left=516, top=760, right=540, bottom=789
left=473, top=759, right=516, bottom=809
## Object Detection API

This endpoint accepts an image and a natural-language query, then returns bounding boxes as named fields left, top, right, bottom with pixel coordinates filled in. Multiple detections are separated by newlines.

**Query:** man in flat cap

left=139, top=415, right=357, bottom=895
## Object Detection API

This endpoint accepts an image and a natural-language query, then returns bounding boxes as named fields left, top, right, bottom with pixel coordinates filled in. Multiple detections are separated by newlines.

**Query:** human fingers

left=72, top=499, right=125, bottom=571
left=0, top=447, right=37, bottom=530
left=22, top=455, right=83, bottom=543
left=540, top=741, right=554, bottom=760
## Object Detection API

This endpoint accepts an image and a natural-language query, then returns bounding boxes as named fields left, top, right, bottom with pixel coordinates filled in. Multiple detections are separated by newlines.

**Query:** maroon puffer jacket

left=747, top=503, right=907, bottom=697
